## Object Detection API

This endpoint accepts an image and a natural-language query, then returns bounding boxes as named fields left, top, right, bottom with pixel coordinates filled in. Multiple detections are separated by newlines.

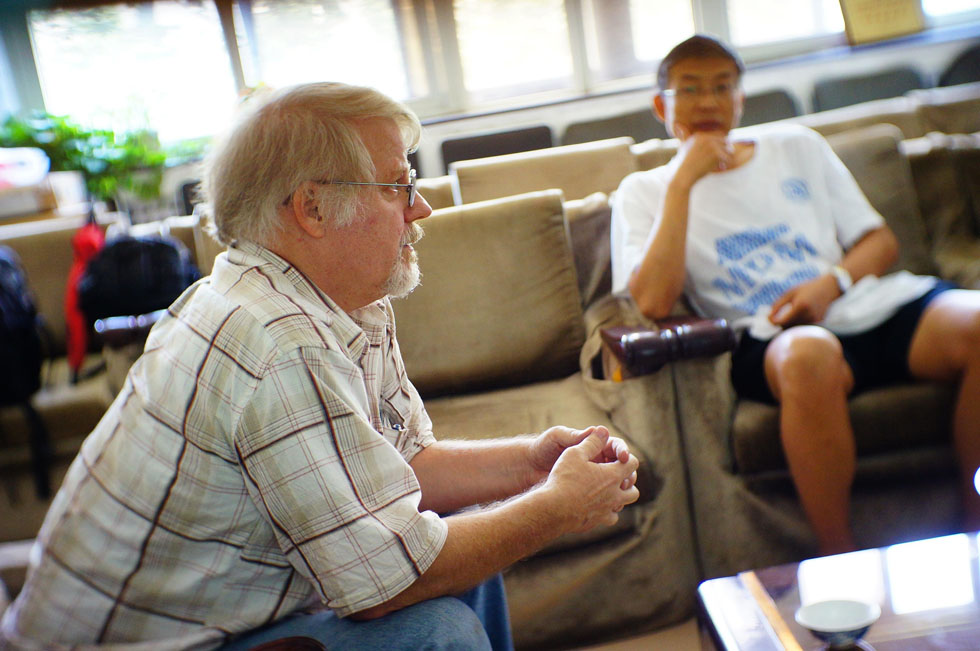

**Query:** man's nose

left=407, top=192, right=432, bottom=222
left=695, top=89, right=723, bottom=108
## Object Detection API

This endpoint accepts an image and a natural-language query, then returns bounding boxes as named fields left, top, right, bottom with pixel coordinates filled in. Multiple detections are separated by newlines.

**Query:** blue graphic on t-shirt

left=715, top=224, right=788, bottom=263
left=711, top=223, right=820, bottom=315
left=782, top=178, right=810, bottom=201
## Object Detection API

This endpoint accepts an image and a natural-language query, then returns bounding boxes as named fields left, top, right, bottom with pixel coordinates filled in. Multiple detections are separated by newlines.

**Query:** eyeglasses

left=285, top=168, right=418, bottom=207
left=321, top=168, right=417, bottom=207
left=661, top=82, right=739, bottom=102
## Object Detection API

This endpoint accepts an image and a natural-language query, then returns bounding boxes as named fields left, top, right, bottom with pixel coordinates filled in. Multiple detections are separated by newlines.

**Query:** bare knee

left=911, top=291, right=980, bottom=379
left=959, top=308, right=980, bottom=367
left=766, top=326, right=853, bottom=401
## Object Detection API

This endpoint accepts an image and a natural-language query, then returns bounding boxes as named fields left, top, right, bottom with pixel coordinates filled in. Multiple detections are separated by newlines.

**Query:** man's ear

left=289, top=181, right=326, bottom=238
left=652, top=94, right=667, bottom=124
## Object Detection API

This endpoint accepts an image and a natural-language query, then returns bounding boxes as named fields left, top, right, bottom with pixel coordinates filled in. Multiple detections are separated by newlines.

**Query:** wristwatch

left=830, top=265, right=853, bottom=294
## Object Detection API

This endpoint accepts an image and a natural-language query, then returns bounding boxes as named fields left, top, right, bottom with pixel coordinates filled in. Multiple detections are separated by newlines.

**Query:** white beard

left=383, top=222, right=423, bottom=299
left=383, top=249, right=421, bottom=299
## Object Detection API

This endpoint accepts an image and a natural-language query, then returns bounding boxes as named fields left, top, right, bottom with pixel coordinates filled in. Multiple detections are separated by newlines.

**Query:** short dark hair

left=656, top=34, right=745, bottom=92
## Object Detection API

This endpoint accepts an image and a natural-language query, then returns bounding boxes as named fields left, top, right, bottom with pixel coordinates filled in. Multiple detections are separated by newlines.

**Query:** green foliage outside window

left=0, top=112, right=167, bottom=203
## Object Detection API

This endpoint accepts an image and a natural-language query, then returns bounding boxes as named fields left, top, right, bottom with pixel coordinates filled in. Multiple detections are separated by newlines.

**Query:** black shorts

left=730, top=281, right=958, bottom=405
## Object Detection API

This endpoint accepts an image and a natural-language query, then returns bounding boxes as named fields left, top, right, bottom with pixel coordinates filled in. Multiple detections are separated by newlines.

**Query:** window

left=452, top=0, right=573, bottom=102
left=28, top=1, right=237, bottom=143
left=11, top=0, right=980, bottom=138
left=727, top=0, right=844, bottom=47
left=923, top=0, right=980, bottom=16
left=627, top=0, right=696, bottom=64
left=233, top=0, right=428, bottom=103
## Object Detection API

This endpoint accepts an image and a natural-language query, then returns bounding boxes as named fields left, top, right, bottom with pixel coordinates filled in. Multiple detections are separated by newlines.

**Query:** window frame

left=2, top=0, right=979, bottom=129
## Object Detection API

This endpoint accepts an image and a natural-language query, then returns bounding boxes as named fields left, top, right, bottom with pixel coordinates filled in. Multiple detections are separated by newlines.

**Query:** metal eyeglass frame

left=661, top=83, right=739, bottom=101
left=320, top=168, right=417, bottom=207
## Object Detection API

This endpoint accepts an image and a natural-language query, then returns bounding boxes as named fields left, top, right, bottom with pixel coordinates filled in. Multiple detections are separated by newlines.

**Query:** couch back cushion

left=826, top=123, right=937, bottom=276
left=416, top=175, right=455, bottom=210
left=563, top=192, right=613, bottom=310
left=392, top=190, right=585, bottom=397
left=0, top=215, right=107, bottom=354
left=631, top=138, right=679, bottom=171
left=779, top=95, right=927, bottom=140
left=449, top=137, right=637, bottom=204
left=129, top=214, right=200, bottom=262
left=911, top=82, right=980, bottom=135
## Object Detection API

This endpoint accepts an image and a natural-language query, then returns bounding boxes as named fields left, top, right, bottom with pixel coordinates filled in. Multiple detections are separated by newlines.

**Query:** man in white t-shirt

left=612, top=34, right=980, bottom=555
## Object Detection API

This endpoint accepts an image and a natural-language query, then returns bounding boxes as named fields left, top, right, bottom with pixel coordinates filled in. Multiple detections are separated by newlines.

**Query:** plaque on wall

left=839, top=0, right=926, bottom=45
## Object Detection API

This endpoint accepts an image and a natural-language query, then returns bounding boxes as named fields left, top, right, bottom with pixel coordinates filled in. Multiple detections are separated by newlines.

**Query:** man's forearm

left=356, top=430, right=640, bottom=621
left=838, top=226, right=899, bottom=283
left=351, top=486, right=566, bottom=620
left=628, top=180, right=693, bottom=319
left=411, top=438, right=539, bottom=514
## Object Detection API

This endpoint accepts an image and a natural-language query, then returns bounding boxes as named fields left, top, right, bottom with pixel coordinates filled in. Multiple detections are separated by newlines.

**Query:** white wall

left=413, top=30, right=979, bottom=177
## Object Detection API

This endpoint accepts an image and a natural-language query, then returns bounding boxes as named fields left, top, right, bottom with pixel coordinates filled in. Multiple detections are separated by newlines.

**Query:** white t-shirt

left=611, top=123, right=937, bottom=339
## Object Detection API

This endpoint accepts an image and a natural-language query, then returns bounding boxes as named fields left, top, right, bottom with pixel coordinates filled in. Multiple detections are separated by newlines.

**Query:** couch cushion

left=911, top=82, right=980, bottom=135
left=128, top=214, right=198, bottom=260
left=392, top=190, right=585, bottom=397
left=732, top=382, right=956, bottom=477
left=902, top=132, right=980, bottom=288
left=631, top=137, right=679, bottom=171
left=423, top=373, right=656, bottom=504
left=0, top=215, right=109, bottom=354
left=0, top=356, right=112, bottom=452
left=450, top=137, right=637, bottom=204
left=416, top=175, right=455, bottom=210
left=826, top=123, right=937, bottom=276
left=564, top=192, right=612, bottom=310
left=783, top=95, right=927, bottom=140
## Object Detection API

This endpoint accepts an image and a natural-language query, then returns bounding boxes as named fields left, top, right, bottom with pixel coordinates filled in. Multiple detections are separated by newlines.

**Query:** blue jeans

left=219, top=574, right=513, bottom=651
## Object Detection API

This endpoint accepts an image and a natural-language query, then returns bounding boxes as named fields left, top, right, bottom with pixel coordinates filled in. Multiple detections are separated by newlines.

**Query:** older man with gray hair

left=1, top=83, right=639, bottom=650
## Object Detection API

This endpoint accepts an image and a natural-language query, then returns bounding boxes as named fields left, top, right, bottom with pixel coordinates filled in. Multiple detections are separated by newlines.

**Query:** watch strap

left=830, top=265, right=852, bottom=293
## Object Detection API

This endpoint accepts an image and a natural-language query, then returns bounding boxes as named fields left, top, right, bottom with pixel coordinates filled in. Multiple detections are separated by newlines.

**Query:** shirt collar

left=226, top=240, right=392, bottom=362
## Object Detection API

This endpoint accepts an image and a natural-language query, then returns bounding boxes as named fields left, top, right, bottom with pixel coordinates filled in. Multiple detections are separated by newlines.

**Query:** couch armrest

left=94, top=309, right=165, bottom=349
left=600, top=316, right=735, bottom=379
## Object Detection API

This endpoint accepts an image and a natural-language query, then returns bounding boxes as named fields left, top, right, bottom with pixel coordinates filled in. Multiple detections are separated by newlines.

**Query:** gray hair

left=203, top=83, right=421, bottom=246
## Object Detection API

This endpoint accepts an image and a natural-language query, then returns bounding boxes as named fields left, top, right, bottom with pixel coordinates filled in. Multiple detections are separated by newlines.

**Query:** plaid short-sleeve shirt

left=2, top=241, right=448, bottom=650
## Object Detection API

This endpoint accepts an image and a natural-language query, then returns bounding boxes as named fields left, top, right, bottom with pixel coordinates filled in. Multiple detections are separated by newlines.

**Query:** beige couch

left=410, top=80, right=980, bottom=630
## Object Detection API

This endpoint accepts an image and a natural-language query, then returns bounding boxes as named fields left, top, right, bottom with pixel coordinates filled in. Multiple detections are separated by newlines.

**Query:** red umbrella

left=65, top=216, right=104, bottom=381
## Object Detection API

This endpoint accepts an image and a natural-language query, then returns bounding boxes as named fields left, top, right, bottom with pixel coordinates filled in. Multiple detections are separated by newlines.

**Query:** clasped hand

left=533, top=426, right=641, bottom=533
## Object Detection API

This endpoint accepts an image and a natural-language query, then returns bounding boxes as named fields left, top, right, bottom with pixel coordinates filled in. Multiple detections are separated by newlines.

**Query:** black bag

left=0, top=245, right=43, bottom=405
left=78, top=234, right=201, bottom=322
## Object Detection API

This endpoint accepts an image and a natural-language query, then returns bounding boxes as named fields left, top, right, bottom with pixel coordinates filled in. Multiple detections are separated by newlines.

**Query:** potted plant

left=0, top=111, right=167, bottom=214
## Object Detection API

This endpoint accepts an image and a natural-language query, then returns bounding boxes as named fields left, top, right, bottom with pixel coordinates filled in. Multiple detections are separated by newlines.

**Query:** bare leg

left=907, top=290, right=980, bottom=531
left=766, top=326, right=857, bottom=555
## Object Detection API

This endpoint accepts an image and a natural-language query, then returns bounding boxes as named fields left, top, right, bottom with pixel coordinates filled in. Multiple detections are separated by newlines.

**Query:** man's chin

left=384, top=262, right=421, bottom=299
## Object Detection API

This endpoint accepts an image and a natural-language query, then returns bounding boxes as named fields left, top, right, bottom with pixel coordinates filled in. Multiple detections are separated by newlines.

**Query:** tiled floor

left=575, top=617, right=700, bottom=650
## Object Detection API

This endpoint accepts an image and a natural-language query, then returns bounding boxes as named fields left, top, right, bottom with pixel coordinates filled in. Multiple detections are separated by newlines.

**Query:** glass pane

left=629, top=0, right=696, bottom=62
left=922, top=0, right=980, bottom=15
left=235, top=0, right=424, bottom=102
left=453, top=0, right=572, bottom=99
left=29, top=2, right=237, bottom=143
left=728, top=0, right=845, bottom=46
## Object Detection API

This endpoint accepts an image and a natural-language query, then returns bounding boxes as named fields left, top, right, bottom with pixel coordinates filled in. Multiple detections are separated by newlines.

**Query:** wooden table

left=698, top=532, right=980, bottom=650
